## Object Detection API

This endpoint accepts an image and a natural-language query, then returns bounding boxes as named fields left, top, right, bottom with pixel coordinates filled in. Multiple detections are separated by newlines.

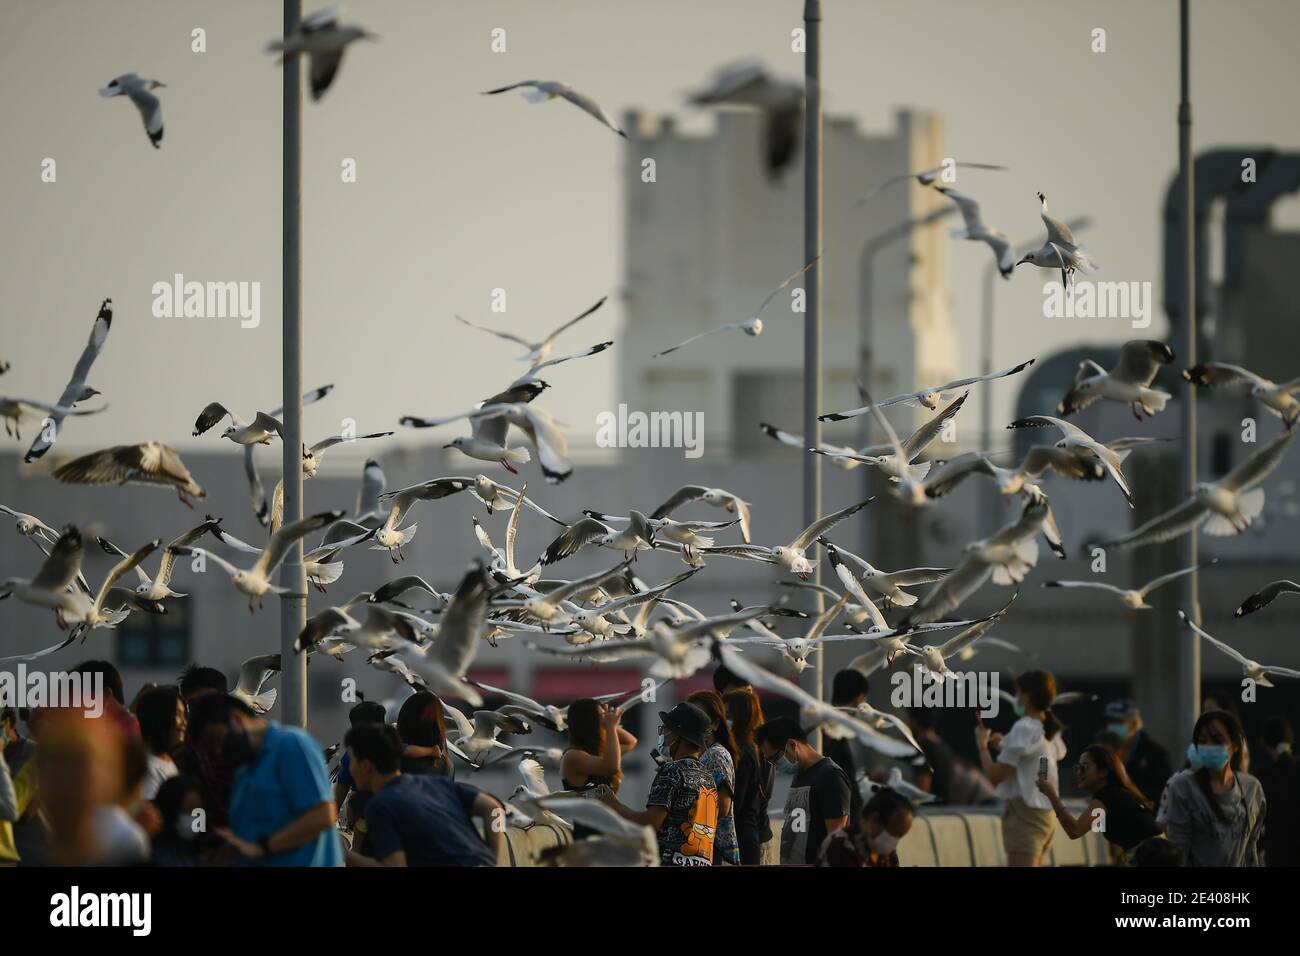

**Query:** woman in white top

left=975, top=670, right=1068, bottom=867
left=136, top=686, right=187, bottom=801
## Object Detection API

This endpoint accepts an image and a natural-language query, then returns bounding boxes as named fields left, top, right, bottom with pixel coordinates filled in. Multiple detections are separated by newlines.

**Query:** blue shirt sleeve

left=364, top=792, right=403, bottom=861
left=453, top=780, right=482, bottom=815
left=277, top=727, right=333, bottom=815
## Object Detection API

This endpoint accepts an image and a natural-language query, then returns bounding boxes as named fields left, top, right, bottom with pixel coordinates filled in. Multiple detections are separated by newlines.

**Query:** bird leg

left=501, top=459, right=518, bottom=475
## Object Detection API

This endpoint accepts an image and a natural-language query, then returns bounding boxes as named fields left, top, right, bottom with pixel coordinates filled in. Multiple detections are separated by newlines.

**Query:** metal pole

left=803, top=0, right=824, bottom=749
left=280, top=0, right=308, bottom=728
left=1178, top=0, right=1201, bottom=739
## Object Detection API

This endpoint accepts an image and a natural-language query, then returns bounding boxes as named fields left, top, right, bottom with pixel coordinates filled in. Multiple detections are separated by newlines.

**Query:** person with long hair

left=1162, top=710, right=1265, bottom=866
left=725, top=686, right=773, bottom=864
left=396, top=691, right=455, bottom=779
left=1255, top=716, right=1299, bottom=867
left=687, top=690, right=740, bottom=864
left=1036, top=743, right=1160, bottom=861
left=975, top=669, right=1067, bottom=867
left=136, top=686, right=186, bottom=800
left=560, top=698, right=636, bottom=793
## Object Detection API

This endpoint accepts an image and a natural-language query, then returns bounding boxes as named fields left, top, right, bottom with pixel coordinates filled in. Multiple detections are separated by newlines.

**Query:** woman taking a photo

left=1036, top=744, right=1159, bottom=862
left=725, top=686, right=773, bottom=864
left=975, top=669, right=1067, bottom=867
left=687, top=690, right=740, bottom=864
left=560, top=698, right=636, bottom=840
left=1161, top=710, right=1265, bottom=866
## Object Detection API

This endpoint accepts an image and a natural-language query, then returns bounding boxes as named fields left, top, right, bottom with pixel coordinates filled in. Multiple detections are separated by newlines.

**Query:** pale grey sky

left=4, top=0, right=1299, bottom=465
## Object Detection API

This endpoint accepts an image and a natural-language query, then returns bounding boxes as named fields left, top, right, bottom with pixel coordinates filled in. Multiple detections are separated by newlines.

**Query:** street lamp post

left=279, top=0, right=308, bottom=728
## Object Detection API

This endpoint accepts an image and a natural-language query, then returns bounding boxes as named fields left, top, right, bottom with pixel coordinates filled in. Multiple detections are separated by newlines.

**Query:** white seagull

left=1184, top=362, right=1300, bottom=429
left=482, top=82, right=625, bottom=137
left=455, top=297, right=607, bottom=367
left=1235, top=580, right=1300, bottom=619
left=650, top=485, right=753, bottom=544
left=1042, top=563, right=1212, bottom=611
left=1006, top=415, right=1135, bottom=507
left=53, top=443, right=207, bottom=507
left=99, top=74, right=165, bottom=148
left=1057, top=341, right=1176, bottom=420
left=819, top=359, right=1035, bottom=420
left=936, top=187, right=1015, bottom=277
left=192, top=402, right=284, bottom=446
left=689, top=61, right=804, bottom=180
left=1017, top=192, right=1099, bottom=288
left=1181, top=611, right=1300, bottom=688
left=698, top=497, right=874, bottom=578
left=856, top=162, right=1007, bottom=205
left=24, top=298, right=112, bottom=463
left=267, top=6, right=377, bottom=101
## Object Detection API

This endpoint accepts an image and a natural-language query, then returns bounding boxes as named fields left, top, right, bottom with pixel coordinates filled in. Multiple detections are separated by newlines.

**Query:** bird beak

left=1016, top=255, right=1030, bottom=265
left=441, top=443, right=454, bottom=449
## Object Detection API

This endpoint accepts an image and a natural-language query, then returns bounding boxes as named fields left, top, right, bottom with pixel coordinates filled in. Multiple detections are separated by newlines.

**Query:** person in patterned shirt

left=602, top=702, right=718, bottom=866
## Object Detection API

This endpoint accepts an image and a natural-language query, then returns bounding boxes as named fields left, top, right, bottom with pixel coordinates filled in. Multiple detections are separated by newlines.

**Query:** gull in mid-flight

left=855, top=162, right=1007, bottom=205
left=904, top=498, right=1048, bottom=625
left=1017, top=192, right=1098, bottom=288
left=759, top=423, right=891, bottom=472
left=1235, top=580, right=1300, bottom=618
left=1006, top=415, right=1135, bottom=507
left=650, top=485, right=753, bottom=544
left=819, top=359, right=1035, bottom=420
left=233, top=654, right=281, bottom=714
left=241, top=383, right=335, bottom=526
left=653, top=259, right=817, bottom=358
left=25, top=298, right=113, bottom=462
left=899, top=594, right=1017, bottom=679
left=1098, top=428, right=1296, bottom=548
left=402, top=562, right=492, bottom=706
left=176, top=511, right=343, bottom=611
left=193, top=402, right=284, bottom=445
left=267, top=6, right=377, bottom=101
left=698, top=497, right=873, bottom=578
left=689, top=61, right=804, bottom=181
left=400, top=381, right=549, bottom=476
left=1181, top=611, right=1300, bottom=688
left=935, top=187, right=1014, bottom=277
left=95, top=517, right=222, bottom=601
left=1, top=395, right=106, bottom=441
left=53, top=442, right=207, bottom=507
left=1183, top=362, right=1300, bottom=428
left=1042, top=562, right=1213, bottom=611
left=455, top=298, right=607, bottom=367
left=1057, top=341, right=1176, bottom=420
left=99, top=74, right=165, bottom=148
left=482, top=81, right=626, bottom=137
left=372, top=476, right=475, bottom=559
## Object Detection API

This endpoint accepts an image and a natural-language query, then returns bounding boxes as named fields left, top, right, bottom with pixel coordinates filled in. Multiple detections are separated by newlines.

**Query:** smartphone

left=1038, top=756, right=1049, bottom=780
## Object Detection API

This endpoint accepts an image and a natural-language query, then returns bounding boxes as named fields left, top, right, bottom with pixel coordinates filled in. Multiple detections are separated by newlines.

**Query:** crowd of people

left=1, top=656, right=1296, bottom=867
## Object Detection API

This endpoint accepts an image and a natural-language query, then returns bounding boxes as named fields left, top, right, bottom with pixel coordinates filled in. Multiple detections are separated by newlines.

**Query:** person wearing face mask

left=975, top=669, right=1067, bottom=867
left=1161, top=710, right=1265, bottom=866
left=817, top=786, right=914, bottom=867
left=188, top=694, right=343, bottom=867
left=1036, top=744, right=1160, bottom=862
left=757, top=716, right=853, bottom=866
left=602, top=702, right=718, bottom=866
left=1101, top=699, right=1172, bottom=810
left=1254, top=716, right=1299, bottom=866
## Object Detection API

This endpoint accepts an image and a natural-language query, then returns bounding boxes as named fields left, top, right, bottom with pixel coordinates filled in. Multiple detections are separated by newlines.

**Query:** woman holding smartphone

left=1036, top=744, right=1160, bottom=862
left=975, top=670, right=1067, bottom=867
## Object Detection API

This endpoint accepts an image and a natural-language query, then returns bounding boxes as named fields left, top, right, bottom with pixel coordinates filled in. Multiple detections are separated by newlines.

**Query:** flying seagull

left=1057, top=341, right=1176, bottom=420
left=650, top=485, right=753, bottom=544
left=25, top=298, right=112, bottom=463
left=242, top=383, right=337, bottom=526
left=482, top=81, right=625, bottom=137
left=1097, top=429, right=1295, bottom=548
left=1042, top=562, right=1213, bottom=611
left=1, top=396, right=107, bottom=441
left=1017, top=192, right=1098, bottom=288
left=99, top=74, right=165, bottom=148
left=935, top=187, right=1014, bottom=277
left=653, top=259, right=818, bottom=358
left=1181, top=611, right=1300, bottom=688
left=697, top=497, right=873, bottom=577
left=192, top=403, right=284, bottom=445
left=53, top=442, right=207, bottom=507
left=689, top=61, right=803, bottom=181
left=454, top=297, right=607, bottom=367
left=820, top=359, right=1035, bottom=420
left=233, top=654, right=281, bottom=714
left=1183, top=362, right=1300, bottom=429
left=95, top=517, right=222, bottom=601
left=856, top=162, right=1007, bottom=205
left=1006, top=416, right=1135, bottom=507
left=267, top=6, right=377, bottom=101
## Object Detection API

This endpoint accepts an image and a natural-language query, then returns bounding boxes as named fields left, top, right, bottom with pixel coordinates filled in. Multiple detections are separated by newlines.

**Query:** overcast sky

left=4, top=0, right=1300, bottom=465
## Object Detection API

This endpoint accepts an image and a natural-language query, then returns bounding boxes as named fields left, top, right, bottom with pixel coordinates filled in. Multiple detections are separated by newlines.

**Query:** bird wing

left=921, top=453, right=994, bottom=498
left=653, top=324, right=746, bottom=358
left=1184, top=362, right=1266, bottom=390
left=255, top=511, right=342, bottom=577
left=902, top=391, right=968, bottom=460
left=236, top=654, right=282, bottom=696
left=1182, top=613, right=1250, bottom=667
left=1235, top=580, right=1300, bottom=618
left=1113, top=340, right=1175, bottom=386
left=935, top=187, right=986, bottom=232
left=356, top=459, right=386, bottom=517
left=906, top=559, right=993, bottom=625
left=453, top=314, right=533, bottom=349
left=242, top=445, right=270, bottom=526
left=649, top=485, right=709, bottom=518
left=554, top=87, right=625, bottom=135
left=1138, top=563, right=1205, bottom=597
left=427, top=563, right=490, bottom=677
left=540, top=517, right=611, bottom=565
left=540, top=297, right=609, bottom=349
left=791, top=497, right=874, bottom=551
left=30, top=528, right=85, bottom=593
left=251, top=412, right=284, bottom=438
left=93, top=539, right=160, bottom=614
left=1102, top=498, right=1209, bottom=549
left=512, top=341, right=612, bottom=385
left=1220, top=429, right=1295, bottom=492
left=1041, top=579, right=1125, bottom=595
left=193, top=402, right=232, bottom=436
left=1039, top=196, right=1077, bottom=247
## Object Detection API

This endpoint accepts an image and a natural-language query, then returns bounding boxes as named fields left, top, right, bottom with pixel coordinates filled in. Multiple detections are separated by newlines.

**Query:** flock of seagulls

left=2, top=7, right=1296, bottom=865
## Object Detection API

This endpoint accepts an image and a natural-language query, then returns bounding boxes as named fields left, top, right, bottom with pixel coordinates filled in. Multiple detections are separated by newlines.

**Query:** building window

left=115, top=599, right=192, bottom=668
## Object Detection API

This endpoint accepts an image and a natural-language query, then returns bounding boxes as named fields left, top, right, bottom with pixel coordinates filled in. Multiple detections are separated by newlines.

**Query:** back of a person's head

left=186, top=693, right=255, bottom=740
left=864, top=786, right=914, bottom=825
left=178, top=664, right=229, bottom=699
left=756, top=716, right=806, bottom=750
left=345, top=722, right=403, bottom=775
left=71, top=659, right=125, bottom=705
left=349, top=700, right=387, bottom=727
left=136, top=685, right=181, bottom=754
left=1132, top=835, right=1185, bottom=867
left=831, top=669, right=870, bottom=706
left=396, top=691, right=447, bottom=748
left=712, top=664, right=745, bottom=694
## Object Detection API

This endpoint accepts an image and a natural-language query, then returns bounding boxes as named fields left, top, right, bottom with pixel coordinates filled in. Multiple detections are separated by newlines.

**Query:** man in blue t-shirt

left=344, top=722, right=503, bottom=867
left=189, top=694, right=343, bottom=867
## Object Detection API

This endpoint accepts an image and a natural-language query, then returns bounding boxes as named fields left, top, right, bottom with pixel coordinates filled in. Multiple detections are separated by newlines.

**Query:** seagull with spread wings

left=1181, top=611, right=1300, bottom=688
left=650, top=485, right=753, bottom=544
left=1057, top=340, right=1176, bottom=419
left=267, top=6, right=376, bottom=101
left=697, top=497, right=874, bottom=578
left=819, top=359, right=1035, bottom=420
left=24, top=298, right=112, bottom=462
left=1006, top=415, right=1135, bottom=507
left=1042, top=562, right=1213, bottom=611
left=455, top=297, right=607, bottom=367
left=482, top=81, right=625, bottom=136
left=1184, top=362, right=1300, bottom=428
left=99, top=74, right=165, bottom=148
left=53, top=442, right=207, bottom=507
left=1235, top=580, right=1300, bottom=618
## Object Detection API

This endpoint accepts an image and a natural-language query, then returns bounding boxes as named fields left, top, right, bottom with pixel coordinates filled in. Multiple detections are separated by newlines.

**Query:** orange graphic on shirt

left=678, top=785, right=718, bottom=861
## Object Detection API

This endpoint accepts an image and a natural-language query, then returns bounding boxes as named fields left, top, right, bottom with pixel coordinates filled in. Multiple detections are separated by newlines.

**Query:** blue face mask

left=1187, top=743, right=1230, bottom=772
left=776, top=752, right=798, bottom=775
left=1012, top=700, right=1025, bottom=718
left=655, top=734, right=670, bottom=760
left=1107, top=722, right=1131, bottom=740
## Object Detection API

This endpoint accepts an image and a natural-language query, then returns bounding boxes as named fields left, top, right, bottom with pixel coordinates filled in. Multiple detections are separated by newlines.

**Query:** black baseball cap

left=658, top=702, right=710, bottom=748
